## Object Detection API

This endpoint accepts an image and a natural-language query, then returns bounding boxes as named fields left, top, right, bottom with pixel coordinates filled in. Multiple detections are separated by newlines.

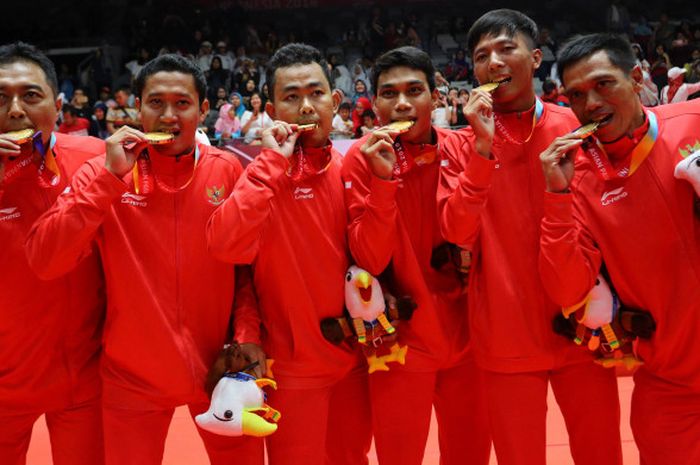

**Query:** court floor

left=26, top=377, right=638, bottom=464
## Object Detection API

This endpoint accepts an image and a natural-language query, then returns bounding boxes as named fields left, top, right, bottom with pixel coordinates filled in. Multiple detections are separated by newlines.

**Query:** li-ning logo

left=600, top=187, right=628, bottom=206
left=206, top=185, right=226, bottom=206
left=0, top=207, right=21, bottom=221
left=121, top=192, right=147, bottom=207
left=294, top=186, right=314, bottom=200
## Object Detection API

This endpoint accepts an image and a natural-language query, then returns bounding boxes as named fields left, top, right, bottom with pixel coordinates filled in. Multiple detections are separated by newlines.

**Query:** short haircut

left=0, top=41, right=58, bottom=97
left=134, top=54, right=207, bottom=104
left=370, top=46, right=436, bottom=94
left=62, top=104, right=77, bottom=116
left=339, top=102, right=352, bottom=111
left=361, top=109, right=375, bottom=119
left=557, top=33, right=636, bottom=85
left=542, top=79, right=557, bottom=93
left=265, top=43, right=331, bottom=102
left=467, top=9, right=539, bottom=54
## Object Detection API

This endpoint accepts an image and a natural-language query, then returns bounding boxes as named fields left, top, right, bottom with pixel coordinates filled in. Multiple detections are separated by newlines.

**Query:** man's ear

left=331, top=89, right=342, bottom=113
left=200, top=98, right=210, bottom=122
left=265, top=101, right=275, bottom=119
left=532, top=48, right=543, bottom=71
left=55, top=94, right=63, bottom=114
left=630, top=65, right=644, bottom=93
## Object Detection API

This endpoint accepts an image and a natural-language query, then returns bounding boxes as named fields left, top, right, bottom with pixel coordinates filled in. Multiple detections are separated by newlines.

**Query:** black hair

left=134, top=54, right=207, bottom=104
left=265, top=43, right=331, bottom=102
left=542, top=79, right=558, bottom=94
left=339, top=102, right=352, bottom=111
left=467, top=9, right=539, bottom=54
left=0, top=41, right=58, bottom=97
left=557, top=33, right=636, bottom=85
left=361, top=109, right=375, bottom=119
left=62, top=104, right=77, bottom=116
left=370, top=46, right=436, bottom=95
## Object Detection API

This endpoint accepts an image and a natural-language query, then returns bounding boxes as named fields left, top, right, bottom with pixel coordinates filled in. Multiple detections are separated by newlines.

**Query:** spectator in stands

left=125, top=47, right=150, bottom=83
left=434, top=70, right=449, bottom=95
left=432, top=90, right=451, bottom=128
left=214, top=102, right=242, bottom=141
left=215, top=41, right=234, bottom=70
left=212, top=86, right=228, bottom=112
left=605, top=0, right=631, bottom=35
left=58, top=63, right=75, bottom=101
left=355, top=108, right=377, bottom=138
left=536, top=28, right=557, bottom=81
left=233, top=59, right=260, bottom=92
left=97, top=86, right=115, bottom=108
left=632, top=43, right=660, bottom=106
left=90, top=102, right=109, bottom=139
left=403, top=15, right=422, bottom=48
left=653, top=13, right=675, bottom=50
left=264, top=31, right=279, bottom=55
left=58, top=104, right=90, bottom=136
left=70, top=87, right=92, bottom=119
left=660, top=66, right=700, bottom=103
left=351, top=60, right=370, bottom=93
left=448, top=87, right=469, bottom=127
left=351, top=96, right=371, bottom=135
left=540, top=79, right=569, bottom=106
left=650, top=43, right=671, bottom=91
left=196, top=41, right=214, bottom=72
left=445, top=49, right=470, bottom=82
left=240, top=78, right=258, bottom=107
left=685, top=47, right=700, bottom=82
left=206, top=56, right=230, bottom=103
left=350, top=79, right=370, bottom=104
left=261, top=82, right=270, bottom=105
left=105, top=87, right=139, bottom=134
left=240, top=91, right=273, bottom=144
left=332, top=101, right=354, bottom=137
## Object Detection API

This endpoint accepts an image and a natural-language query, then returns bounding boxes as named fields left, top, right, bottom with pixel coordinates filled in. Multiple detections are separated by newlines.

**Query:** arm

left=207, top=121, right=298, bottom=264
left=341, top=142, right=399, bottom=275
left=436, top=136, right=495, bottom=247
left=26, top=126, right=146, bottom=279
left=539, top=192, right=602, bottom=306
left=232, top=264, right=267, bottom=377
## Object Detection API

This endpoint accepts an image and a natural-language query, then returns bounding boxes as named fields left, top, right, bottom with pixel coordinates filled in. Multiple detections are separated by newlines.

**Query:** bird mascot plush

left=553, top=272, right=655, bottom=369
left=196, top=342, right=280, bottom=437
left=321, top=265, right=416, bottom=373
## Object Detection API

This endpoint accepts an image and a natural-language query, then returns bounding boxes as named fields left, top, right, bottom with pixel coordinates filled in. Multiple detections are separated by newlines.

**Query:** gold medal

left=385, top=120, right=415, bottom=133
left=4, top=128, right=35, bottom=145
left=296, top=123, right=318, bottom=132
left=571, top=122, right=599, bottom=139
left=144, top=132, right=175, bottom=145
left=475, top=77, right=511, bottom=93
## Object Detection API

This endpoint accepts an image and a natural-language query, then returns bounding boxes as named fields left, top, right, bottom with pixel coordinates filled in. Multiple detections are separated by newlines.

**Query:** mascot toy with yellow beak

left=321, top=265, right=416, bottom=374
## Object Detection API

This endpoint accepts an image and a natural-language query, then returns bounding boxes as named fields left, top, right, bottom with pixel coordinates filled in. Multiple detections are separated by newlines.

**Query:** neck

left=493, top=92, right=536, bottom=114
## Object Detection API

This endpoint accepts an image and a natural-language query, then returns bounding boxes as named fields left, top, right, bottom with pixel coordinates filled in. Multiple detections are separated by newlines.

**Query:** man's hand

left=240, top=343, right=267, bottom=378
left=261, top=121, right=299, bottom=158
left=540, top=134, right=584, bottom=193
left=463, top=89, right=495, bottom=158
left=360, top=126, right=399, bottom=180
left=104, top=126, right=147, bottom=177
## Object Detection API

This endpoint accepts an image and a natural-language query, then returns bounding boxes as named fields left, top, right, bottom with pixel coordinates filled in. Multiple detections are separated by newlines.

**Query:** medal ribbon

left=391, top=133, right=439, bottom=179
left=132, top=145, right=201, bottom=195
left=494, top=98, right=544, bottom=145
left=582, top=111, right=658, bottom=181
left=286, top=143, right=333, bottom=182
left=34, top=132, right=60, bottom=188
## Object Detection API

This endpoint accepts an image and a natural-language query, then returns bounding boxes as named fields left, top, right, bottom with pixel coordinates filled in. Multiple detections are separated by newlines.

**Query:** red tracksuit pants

left=369, top=355, right=492, bottom=465
left=484, top=361, right=622, bottom=465
left=0, top=397, right=103, bottom=465
left=103, top=402, right=263, bottom=465
left=265, top=367, right=372, bottom=465
left=631, top=368, right=700, bottom=465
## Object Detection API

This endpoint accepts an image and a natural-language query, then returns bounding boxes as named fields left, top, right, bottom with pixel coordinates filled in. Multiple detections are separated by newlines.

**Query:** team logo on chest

left=206, top=185, right=226, bottom=206
left=678, top=139, right=700, bottom=159
left=121, top=192, right=148, bottom=207
left=294, top=186, right=314, bottom=200
left=600, top=186, right=628, bottom=206
left=0, top=207, right=21, bottom=221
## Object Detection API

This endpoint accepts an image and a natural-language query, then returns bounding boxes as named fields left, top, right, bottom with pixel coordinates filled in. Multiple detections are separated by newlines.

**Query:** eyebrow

left=379, top=79, right=426, bottom=89
left=281, top=81, right=323, bottom=93
left=0, top=84, right=46, bottom=92
left=474, top=37, right=516, bottom=54
left=146, top=92, right=194, bottom=99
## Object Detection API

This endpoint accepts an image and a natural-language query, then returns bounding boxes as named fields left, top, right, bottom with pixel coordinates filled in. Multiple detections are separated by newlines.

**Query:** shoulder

left=201, top=144, right=243, bottom=174
left=55, top=133, right=105, bottom=165
left=441, top=126, right=474, bottom=159
left=651, top=100, right=700, bottom=121
left=541, top=102, right=579, bottom=130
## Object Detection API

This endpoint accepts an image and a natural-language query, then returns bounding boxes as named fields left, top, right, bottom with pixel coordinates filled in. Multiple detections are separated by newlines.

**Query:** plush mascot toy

left=321, top=265, right=416, bottom=373
left=196, top=343, right=281, bottom=437
left=554, top=272, right=655, bottom=369
left=675, top=148, right=700, bottom=195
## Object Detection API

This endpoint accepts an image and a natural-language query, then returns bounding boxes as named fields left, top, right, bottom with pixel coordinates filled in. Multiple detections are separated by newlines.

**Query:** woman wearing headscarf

left=351, top=96, right=373, bottom=137
left=206, top=56, right=230, bottom=102
left=89, top=102, right=109, bottom=139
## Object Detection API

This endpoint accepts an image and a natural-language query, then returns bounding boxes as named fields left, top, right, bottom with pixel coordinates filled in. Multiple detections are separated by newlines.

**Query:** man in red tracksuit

left=341, top=46, right=491, bottom=465
left=0, top=42, right=105, bottom=465
left=437, top=11, right=622, bottom=465
left=26, top=54, right=263, bottom=465
left=539, top=33, right=700, bottom=465
left=207, top=43, right=371, bottom=465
